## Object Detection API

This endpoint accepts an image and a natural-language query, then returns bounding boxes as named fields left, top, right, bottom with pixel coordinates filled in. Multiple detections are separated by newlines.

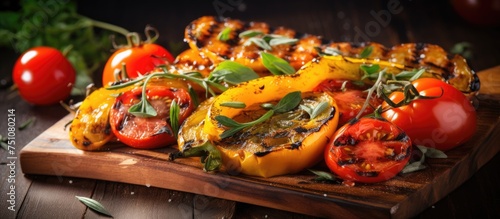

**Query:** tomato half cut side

left=109, top=85, right=193, bottom=149
left=314, top=79, right=382, bottom=126
left=325, top=117, right=412, bottom=183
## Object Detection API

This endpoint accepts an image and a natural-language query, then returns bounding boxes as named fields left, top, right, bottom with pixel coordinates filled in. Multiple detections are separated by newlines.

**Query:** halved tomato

left=109, top=83, right=193, bottom=149
left=314, top=79, right=382, bottom=126
left=325, top=117, right=412, bottom=183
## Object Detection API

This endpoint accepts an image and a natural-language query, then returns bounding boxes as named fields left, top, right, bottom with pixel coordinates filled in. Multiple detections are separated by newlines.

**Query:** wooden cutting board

left=20, top=67, right=500, bottom=219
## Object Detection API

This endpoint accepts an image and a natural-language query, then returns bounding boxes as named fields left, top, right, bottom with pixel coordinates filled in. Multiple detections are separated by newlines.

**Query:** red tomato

left=451, top=0, right=500, bottom=26
left=12, top=46, right=76, bottom=105
left=109, top=84, right=193, bottom=149
left=314, top=79, right=382, bottom=126
left=102, top=43, right=174, bottom=86
left=325, top=117, right=412, bottom=183
left=381, top=78, right=477, bottom=151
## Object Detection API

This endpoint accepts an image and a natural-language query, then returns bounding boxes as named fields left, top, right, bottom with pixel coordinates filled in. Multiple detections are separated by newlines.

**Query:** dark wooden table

left=1, top=0, right=500, bottom=218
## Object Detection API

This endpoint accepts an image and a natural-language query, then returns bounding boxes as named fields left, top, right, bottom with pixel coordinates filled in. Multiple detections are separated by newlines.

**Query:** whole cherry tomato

left=451, top=0, right=500, bottom=26
left=12, top=46, right=76, bottom=105
left=381, top=78, right=477, bottom=151
left=102, top=32, right=175, bottom=86
left=324, top=117, right=412, bottom=184
left=109, top=82, right=194, bottom=149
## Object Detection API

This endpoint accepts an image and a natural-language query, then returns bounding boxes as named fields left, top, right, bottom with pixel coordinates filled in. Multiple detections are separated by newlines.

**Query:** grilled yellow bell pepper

left=176, top=56, right=414, bottom=177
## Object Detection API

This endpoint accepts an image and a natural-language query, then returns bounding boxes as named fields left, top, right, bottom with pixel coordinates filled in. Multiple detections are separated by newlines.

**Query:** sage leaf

left=261, top=52, right=295, bottom=75
left=310, top=102, right=329, bottom=119
left=309, top=169, right=336, bottom=181
left=273, top=91, right=302, bottom=113
left=417, top=145, right=448, bottom=158
left=217, top=27, right=232, bottom=41
left=269, top=37, right=298, bottom=46
left=128, top=99, right=157, bottom=117
left=238, top=30, right=264, bottom=38
left=246, top=38, right=272, bottom=50
left=359, top=46, right=373, bottom=58
left=210, top=60, right=259, bottom=85
left=75, top=196, right=112, bottom=217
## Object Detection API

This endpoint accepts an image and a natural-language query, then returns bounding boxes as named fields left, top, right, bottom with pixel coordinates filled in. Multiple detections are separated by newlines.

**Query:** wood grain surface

left=19, top=67, right=500, bottom=218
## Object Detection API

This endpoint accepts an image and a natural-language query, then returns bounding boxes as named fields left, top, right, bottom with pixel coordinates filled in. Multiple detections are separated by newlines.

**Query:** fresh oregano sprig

left=215, top=91, right=302, bottom=138
left=240, top=30, right=298, bottom=51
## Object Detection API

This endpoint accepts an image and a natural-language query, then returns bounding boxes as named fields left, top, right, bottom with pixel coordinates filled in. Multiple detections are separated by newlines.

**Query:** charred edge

left=470, top=72, right=480, bottom=92
left=104, top=123, right=111, bottom=135
left=334, top=135, right=356, bottom=146
left=112, top=100, right=122, bottom=110
left=117, top=115, right=128, bottom=131
left=153, top=125, right=172, bottom=136
left=294, top=126, right=308, bottom=133
left=82, top=137, right=92, bottom=147
left=254, top=151, right=271, bottom=157
left=394, top=132, right=408, bottom=141
left=412, top=43, right=426, bottom=65
left=183, top=140, right=194, bottom=150
left=290, top=141, right=302, bottom=149
left=356, top=170, right=380, bottom=177
left=337, top=158, right=357, bottom=166
left=394, top=145, right=412, bottom=161
left=273, top=131, right=289, bottom=138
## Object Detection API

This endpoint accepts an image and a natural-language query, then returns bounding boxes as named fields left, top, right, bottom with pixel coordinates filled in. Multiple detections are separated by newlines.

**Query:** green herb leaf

left=170, top=100, right=180, bottom=137
left=360, top=64, right=380, bottom=75
left=217, top=27, right=232, bottom=41
left=219, top=110, right=275, bottom=139
left=417, top=145, right=448, bottom=158
left=359, top=46, right=374, bottom=58
left=322, top=47, right=343, bottom=56
left=260, top=103, right=275, bottom=109
left=246, top=38, right=272, bottom=50
left=75, top=196, right=112, bottom=217
left=273, top=91, right=302, bottom=113
left=238, top=30, right=264, bottom=38
left=128, top=99, right=157, bottom=117
left=220, top=101, right=246, bottom=108
left=215, top=115, right=243, bottom=128
left=188, top=85, right=200, bottom=108
left=209, top=60, right=259, bottom=85
left=450, top=42, right=473, bottom=60
left=19, top=117, right=36, bottom=131
left=401, top=160, right=427, bottom=174
left=309, top=102, right=329, bottom=119
left=260, top=52, right=296, bottom=75
left=309, top=169, right=336, bottom=181
left=269, top=37, right=298, bottom=46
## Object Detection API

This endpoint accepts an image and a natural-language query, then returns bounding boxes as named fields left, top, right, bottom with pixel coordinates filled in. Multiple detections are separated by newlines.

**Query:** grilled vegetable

left=175, top=55, right=431, bottom=177
left=184, top=16, right=479, bottom=95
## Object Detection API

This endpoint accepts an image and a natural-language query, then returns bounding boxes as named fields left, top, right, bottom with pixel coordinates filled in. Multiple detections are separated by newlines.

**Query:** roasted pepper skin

left=69, top=87, right=127, bottom=151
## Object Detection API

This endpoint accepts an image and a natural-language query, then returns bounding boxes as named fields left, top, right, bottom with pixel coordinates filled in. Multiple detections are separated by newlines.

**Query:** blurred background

left=1, top=0, right=499, bottom=92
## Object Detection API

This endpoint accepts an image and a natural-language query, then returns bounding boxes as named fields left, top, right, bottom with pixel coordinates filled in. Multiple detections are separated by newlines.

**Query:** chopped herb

left=245, top=37, right=272, bottom=50
left=269, top=37, right=298, bottom=46
left=75, top=196, right=112, bottom=217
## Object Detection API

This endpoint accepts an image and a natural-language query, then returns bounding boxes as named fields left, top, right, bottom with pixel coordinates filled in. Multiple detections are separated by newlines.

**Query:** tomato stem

left=82, top=15, right=130, bottom=37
